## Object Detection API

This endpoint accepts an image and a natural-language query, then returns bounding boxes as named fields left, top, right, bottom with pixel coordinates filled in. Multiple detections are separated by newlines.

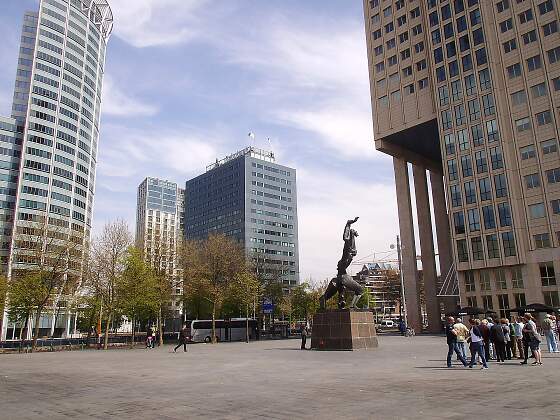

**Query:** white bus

left=190, top=319, right=258, bottom=343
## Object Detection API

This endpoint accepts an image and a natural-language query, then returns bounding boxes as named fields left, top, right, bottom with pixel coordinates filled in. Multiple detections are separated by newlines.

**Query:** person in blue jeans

left=468, top=318, right=488, bottom=369
left=445, top=317, right=468, bottom=368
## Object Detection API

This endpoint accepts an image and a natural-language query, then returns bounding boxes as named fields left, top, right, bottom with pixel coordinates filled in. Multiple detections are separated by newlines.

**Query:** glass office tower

left=185, top=147, right=300, bottom=288
left=1, top=0, right=113, bottom=340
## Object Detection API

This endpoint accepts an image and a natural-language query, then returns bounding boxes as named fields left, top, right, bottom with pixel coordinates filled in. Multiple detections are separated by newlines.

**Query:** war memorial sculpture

left=312, top=218, right=378, bottom=351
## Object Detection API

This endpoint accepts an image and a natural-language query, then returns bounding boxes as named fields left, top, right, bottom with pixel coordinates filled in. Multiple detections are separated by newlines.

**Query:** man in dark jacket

left=490, top=321, right=506, bottom=362
left=445, top=317, right=468, bottom=368
left=174, top=324, right=189, bottom=353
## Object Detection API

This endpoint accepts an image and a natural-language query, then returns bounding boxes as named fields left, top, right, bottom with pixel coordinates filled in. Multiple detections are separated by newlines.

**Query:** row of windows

left=453, top=202, right=512, bottom=234
left=251, top=190, right=292, bottom=202
left=464, top=266, right=525, bottom=293
left=519, top=139, right=558, bottom=160
left=447, top=148, right=504, bottom=182
left=249, top=238, right=295, bottom=248
left=524, top=168, right=560, bottom=189
left=444, top=121, right=499, bottom=156
left=457, top=231, right=516, bottom=263
left=449, top=173, right=508, bottom=208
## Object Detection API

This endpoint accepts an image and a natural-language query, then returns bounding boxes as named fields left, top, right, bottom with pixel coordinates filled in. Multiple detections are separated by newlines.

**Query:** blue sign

left=263, top=299, right=273, bottom=314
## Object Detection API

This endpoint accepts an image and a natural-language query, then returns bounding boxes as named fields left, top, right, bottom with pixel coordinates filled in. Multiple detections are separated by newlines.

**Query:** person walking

left=445, top=317, right=468, bottom=368
left=542, top=314, right=558, bottom=353
left=513, top=317, right=525, bottom=360
left=479, top=319, right=491, bottom=362
left=300, top=324, right=309, bottom=350
left=174, top=324, right=189, bottom=353
left=490, top=319, right=506, bottom=363
left=509, top=318, right=517, bottom=358
left=453, top=318, right=469, bottom=360
left=502, top=319, right=512, bottom=360
left=468, top=318, right=488, bottom=369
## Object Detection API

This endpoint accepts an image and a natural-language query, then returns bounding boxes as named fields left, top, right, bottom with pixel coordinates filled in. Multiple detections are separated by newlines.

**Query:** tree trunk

left=158, top=306, right=163, bottom=346
left=130, top=317, right=135, bottom=349
left=19, top=314, right=29, bottom=350
left=246, top=304, right=249, bottom=343
left=103, top=313, right=111, bottom=350
left=31, top=307, right=43, bottom=352
left=211, top=304, right=216, bottom=344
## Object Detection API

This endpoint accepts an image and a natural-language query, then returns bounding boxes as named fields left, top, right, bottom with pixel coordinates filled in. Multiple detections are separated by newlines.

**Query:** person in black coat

left=174, top=324, right=189, bottom=353
left=490, top=321, right=506, bottom=362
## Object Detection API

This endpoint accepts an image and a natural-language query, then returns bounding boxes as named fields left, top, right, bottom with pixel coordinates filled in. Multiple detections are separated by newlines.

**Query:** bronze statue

left=320, top=218, right=364, bottom=309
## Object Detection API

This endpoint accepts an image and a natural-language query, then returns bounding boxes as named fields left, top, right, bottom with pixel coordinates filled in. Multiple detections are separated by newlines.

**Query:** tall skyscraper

left=136, top=177, right=185, bottom=318
left=363, top=0, right=560, bottom=331
left=1, top=0, right=113, bottom=340
left=185, top=147, right=300, bottom=288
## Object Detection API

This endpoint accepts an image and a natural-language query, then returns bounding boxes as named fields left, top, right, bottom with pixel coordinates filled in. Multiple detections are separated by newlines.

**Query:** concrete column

left=429, top=170, right=458, bottom=312
left=413, top=165, right=440, bottom=333
left=393, top=158, right=422, bottom=332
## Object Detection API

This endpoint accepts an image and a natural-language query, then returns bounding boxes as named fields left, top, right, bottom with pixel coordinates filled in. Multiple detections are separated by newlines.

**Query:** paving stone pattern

left=0, top=335, right=559, bottom=419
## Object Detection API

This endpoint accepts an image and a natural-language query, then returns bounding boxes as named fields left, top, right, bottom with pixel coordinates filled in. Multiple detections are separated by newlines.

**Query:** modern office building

left=136, top=177, right=185, bottom=318
left=185, top=147, right=300, bottom=288
left=0, top=117, right=22, bottom=268
left=1, top=0, right=113, bottom=340
left=363, top=0, right=560, bottom=331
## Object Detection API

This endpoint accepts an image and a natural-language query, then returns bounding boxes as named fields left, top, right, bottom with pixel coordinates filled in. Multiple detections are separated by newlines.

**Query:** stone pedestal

left=311, top=309, right=378, bottom=351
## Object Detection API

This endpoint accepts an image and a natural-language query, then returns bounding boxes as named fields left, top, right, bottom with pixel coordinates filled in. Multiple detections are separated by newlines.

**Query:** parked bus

left=190, top=319, right=258, bottom=343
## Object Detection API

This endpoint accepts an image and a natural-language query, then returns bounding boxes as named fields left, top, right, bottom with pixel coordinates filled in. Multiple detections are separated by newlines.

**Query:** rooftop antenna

left=267, top=137, right=274, bottom=158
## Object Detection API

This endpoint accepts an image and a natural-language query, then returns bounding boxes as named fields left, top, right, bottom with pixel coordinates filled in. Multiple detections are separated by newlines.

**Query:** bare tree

left=92, top=220, right=132, bottom=350
left=148, top=241, right=174, bottom=346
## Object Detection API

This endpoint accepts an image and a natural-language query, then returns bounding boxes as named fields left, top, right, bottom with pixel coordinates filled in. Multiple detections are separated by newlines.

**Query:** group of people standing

left=445, top=313, right=559, bottom=369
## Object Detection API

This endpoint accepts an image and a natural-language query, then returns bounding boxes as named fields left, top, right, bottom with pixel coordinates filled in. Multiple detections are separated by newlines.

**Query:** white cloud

left=110, top=0, right=212, bottom=48
left=217, top=17, right=376, bottom=160
left=101, top=76, right=159, bottom=117
left=96, top=124, right=226, bottom=188
left=296, top=168, right=398, bottom=284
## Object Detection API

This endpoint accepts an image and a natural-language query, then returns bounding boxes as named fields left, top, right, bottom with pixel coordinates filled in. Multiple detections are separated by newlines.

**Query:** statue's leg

left=320, top=278, right=338, bottom=309
left=341, top=275, right=364, bottom=308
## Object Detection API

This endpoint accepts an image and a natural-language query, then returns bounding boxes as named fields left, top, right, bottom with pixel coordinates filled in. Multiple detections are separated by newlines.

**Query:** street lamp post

left=392, top=236, right=407, bottom=328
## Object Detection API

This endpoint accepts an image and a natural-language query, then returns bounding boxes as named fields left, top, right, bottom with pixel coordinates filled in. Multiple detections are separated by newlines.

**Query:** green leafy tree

left=181, top=234, right=246, bottom=343
left=356, top=286, right=373, bottom=309
left=229, top=271, right=260, bottom=342
left=8, top=223, right=80, bottom=351
left=120, top=247, right=158, bottom=347
left=0, top=275, right=7, bottom=333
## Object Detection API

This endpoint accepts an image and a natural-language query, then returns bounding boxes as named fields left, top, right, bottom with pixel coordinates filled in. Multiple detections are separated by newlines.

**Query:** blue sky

left=0, top=0, right=400, bottom=282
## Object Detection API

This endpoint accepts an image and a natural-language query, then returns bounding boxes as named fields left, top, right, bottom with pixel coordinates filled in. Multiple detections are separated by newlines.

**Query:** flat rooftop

left=206, top=146, right=275, bottom=172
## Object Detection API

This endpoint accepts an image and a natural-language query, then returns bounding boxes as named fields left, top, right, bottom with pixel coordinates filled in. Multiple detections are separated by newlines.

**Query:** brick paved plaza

left=1, top=335, right=559, bottom=419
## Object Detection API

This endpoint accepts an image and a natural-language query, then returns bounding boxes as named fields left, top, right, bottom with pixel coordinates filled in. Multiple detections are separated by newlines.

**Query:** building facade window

left=472, top=237, right=484, bottom=260
left=540, top=262, right=556, bottom=286
left=502, top=231, right=516, bottom=256
left=534, top=233, right=551, bottom=249
left=486, top=234, right=500, bottom=258
left=457, top=239, right=469, bottom=262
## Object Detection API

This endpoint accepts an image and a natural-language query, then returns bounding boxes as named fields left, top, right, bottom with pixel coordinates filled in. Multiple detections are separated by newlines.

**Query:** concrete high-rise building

left=185, top=147, right=300, bottom=288
left=136, top=177, right=185, bottom=318
left=1, top=0, right=113, bottom=340
left=363, top=0, right=560, bottom=331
